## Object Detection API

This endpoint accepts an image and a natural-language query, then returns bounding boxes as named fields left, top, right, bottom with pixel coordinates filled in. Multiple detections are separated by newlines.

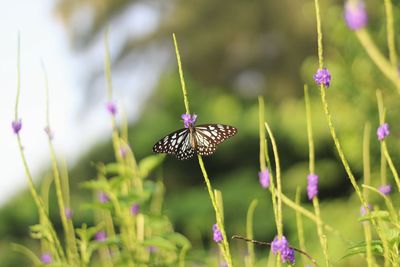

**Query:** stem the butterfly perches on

left=170, top=33, right=234, bottom=266
left=232, top=235, right=320, bottom=267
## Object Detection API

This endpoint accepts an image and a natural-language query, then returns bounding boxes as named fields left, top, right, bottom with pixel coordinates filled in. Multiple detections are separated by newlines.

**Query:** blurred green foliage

left=2, top=0, right=400, bottom=266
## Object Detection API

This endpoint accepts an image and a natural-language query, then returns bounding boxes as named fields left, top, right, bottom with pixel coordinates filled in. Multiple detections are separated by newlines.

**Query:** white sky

left=0, top=1, right=162, bottom=205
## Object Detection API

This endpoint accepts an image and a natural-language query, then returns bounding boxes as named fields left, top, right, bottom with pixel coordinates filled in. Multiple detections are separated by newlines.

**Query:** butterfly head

left=181, top=113, right=197, bottom=128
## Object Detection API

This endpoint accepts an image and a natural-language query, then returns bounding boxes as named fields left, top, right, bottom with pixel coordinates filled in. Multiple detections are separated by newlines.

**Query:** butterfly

left=153, top=119, right=237, bottom=160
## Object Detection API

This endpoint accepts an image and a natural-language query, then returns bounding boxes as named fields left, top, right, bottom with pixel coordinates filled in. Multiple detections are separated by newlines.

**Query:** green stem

left=245, top=200, right=258, bottom=267
left=14, top=33, right=65, bottom=261
left=264, top=122, right=283, bottom=239
left=258, top=96, right=267, bottom=171
left=281, top=193, right=341, bottom=238
left=376, top=90, right=387, bottom=185
left=384, top=0, right=397, bottom=67
left=382, top=142, right=400, bottom=192
left=173, top=33, right=190, bottom=114
left=304, top=85, right=315, bottom=174
left=14, top=33, right=21, bottom=121
left=319, top=86, right=365, bottom=205
left=314, top=0, right=324, bottom=69
left=42, top=61, right=79, bottom=264
left=305, top=85, right=329, bottom=266
left=355, top=29, right=400, bottom=93
left=295, top=187, right=307, bottom=266
left=198, top=156, right=233, bottom=267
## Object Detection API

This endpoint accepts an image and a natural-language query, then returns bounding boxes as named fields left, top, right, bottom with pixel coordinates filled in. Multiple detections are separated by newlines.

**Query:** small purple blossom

left=360, top=204, right=372, bottom=216
left=258, top=170, right=270, bottom=189
left=130, top=203, right=140, bottom=216
left=212, top=224, right=223, bottom=243
left=307, top=173, right=319, bottom=200
left=377, top=123, right=390, bottom=141
left=379, top=184, right=391, bottom=195
left=106, top=101, right=117, bottom=115
left=65, top=207, right=73, bottom=219
left=44, top=126, right=54, bottom=140
left=120, top=146, right=128, bottom=158
left=313, top=68, right=331, bottom=88
left=148, top=246, right=157, bottom=253
left=95, top=231, right=107, bottom=242
left=40, top=252, right=52, bottom=264
left=181, top=113, right=197, bottom=128
left=271, top=235, right=295, bottom=264
left=344, top=1, right=368, bottom=30
left=11, top=119, right=22, bottom=134
left=98, top=192, right=109, bottom=203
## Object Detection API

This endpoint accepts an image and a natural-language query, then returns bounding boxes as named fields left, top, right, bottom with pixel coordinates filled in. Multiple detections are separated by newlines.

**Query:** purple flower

left=212, top=224, right=223, bottom=243
left=65, top=207, right=73, bottom=219
left=148, top=246, right=157, bottom=253
left=360, top=204, right=372, bottom=216
left=40, top=252, right=52, bottom=264
left=344, top=1, right=368, bottom=30
left=130, top=203, right=140, bottom=215
left=98, top=192, right=109, bottom=203
left=120, top=146, right=128, bottom=158
left=95, top=231, right=107, bottom=242
left=379, top=184, right=391, bottom=195
left=377, top=123, right=390, bottom=141
left=258, top=170, right=270, bottom=189
left=11, top=119, right=22, bottom=134
left=106, top=101, right=117, bottom=115
left=313, top=68, right=331, bottom=88
left=44, top=126, right=54, bottom=140
left=181, top=113, right=197, bottom=128
left=271, top=235, right=295, bottom=264
left=307, top=173, right=319, bottom=200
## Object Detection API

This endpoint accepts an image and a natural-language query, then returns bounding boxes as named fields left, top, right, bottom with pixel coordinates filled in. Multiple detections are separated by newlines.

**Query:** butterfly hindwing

left=152, top=128, right=195, bottom=160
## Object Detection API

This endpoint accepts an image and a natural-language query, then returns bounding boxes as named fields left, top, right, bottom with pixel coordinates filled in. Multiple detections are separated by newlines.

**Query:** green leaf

left=342, top=240, right=383, bottom=259
left=104, top=162, right=134, bottom=177
left=358, top=210, right=390, bottom=222
left=163, top=232, right=191, bottom=249
left=143, top=236, right=177, bottom=251
left=138, top=155, right=165, bottom=178
left=80, top=180, right=110, bottom=191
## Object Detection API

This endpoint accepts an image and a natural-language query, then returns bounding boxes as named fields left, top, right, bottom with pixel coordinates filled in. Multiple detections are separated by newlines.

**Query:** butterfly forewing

left=194, top=124, right=237, bottom=156
left=153, top=128, right=192, bottom=158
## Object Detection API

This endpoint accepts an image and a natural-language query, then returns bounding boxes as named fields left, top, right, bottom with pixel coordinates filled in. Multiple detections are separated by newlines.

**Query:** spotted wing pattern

left=152, top=128, right=195, bottom=160
left=194, top=124, right=237, bottom=156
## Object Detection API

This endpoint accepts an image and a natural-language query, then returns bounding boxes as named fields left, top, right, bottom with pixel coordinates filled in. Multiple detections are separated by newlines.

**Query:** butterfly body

left=153, top=123, right=237, bottom=160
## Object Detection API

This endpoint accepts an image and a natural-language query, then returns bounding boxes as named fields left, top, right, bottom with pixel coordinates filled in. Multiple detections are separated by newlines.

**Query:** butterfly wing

left=194, top=124, right=237, bottom=156
left=152, top=128, right=195, bottom=160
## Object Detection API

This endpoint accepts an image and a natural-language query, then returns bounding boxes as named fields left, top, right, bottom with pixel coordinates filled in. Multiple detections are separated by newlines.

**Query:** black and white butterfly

left=153, top=123, right=237, bottom=160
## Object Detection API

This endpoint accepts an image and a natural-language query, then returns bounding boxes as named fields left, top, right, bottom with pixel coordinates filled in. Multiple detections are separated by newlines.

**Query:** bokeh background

left=1, top=0, right=400, bottom=266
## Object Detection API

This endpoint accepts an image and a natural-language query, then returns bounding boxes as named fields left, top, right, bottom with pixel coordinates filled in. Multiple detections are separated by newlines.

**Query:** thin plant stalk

left=173, top=33, right=232, bottom=266
left=313, top=0, right=366, bottom=206
left=355, top=29, right=400, bottom=92
left=264, top=122, right=283, bottom=239
left=295, top=187, right=307, bottom=266
left=245, top=199, right=258, bottom=267
left=103, top=30, right=123, bottom=164
left=376, top=90, right=400, bottom=191
left=13, top=33, right=65, bottom=261
left=258, top=97, right=279, bottom=233
left=304, top=85, right=330, bottom=266
left=376, top=90, right=387, bottom=185
left=362, top=123, right=374, bottom=267
left=42, top=62, right=79, bottom=264
left=384, top=0, right=397, bottom=67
